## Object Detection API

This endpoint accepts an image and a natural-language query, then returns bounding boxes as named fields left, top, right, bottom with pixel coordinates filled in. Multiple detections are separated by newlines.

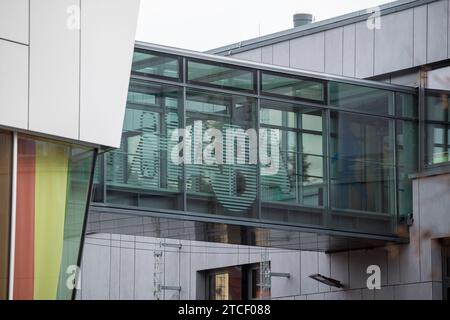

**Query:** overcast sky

left=136, top=0, right=396, bottom=52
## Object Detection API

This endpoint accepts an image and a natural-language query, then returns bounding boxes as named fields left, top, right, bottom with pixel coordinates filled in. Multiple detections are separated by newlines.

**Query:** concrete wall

left=0, top=0, right=140, bottom=148
left=231, top=0, right=450, bottom=79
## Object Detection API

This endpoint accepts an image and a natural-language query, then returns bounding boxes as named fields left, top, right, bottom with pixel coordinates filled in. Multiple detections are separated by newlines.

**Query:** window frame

left=260, top=70, right=327, bottom=105
left=186, top=58, right=257, bottom=94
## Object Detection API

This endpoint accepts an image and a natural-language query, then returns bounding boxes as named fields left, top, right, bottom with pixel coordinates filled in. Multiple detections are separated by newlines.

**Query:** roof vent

left=293, top=13, right=313, bottom=28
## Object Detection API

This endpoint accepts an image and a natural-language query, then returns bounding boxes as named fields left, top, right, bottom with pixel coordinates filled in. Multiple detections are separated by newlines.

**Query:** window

left=0, top=130, right=12, bottom=300
left=205, top=264, right=270, bottom=300
left=105, top=80, right=183, bottom=210
left=443, top=239, right=450, bottom=300
left=187, top=60, right=255, bottom=92
left=132, top=49, right=180, bottom=80
left=330, top=111, right=395, bottom=216
left=329, top=82, right=394, bottom=116
left=396, top=92, right=418, bottom=119
left=261, top=72, right=325, bottom=103
left=396, top=120, right=418, bottom=217
left=425, top=90, right=450, bottom=166
left=185, top=89, right=257, bottom=218
left=14, top=135, right=96, bottom=300
left=260, top=100, right=325, bottom=210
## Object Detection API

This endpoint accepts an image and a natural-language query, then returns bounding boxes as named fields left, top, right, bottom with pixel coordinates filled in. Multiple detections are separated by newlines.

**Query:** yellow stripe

left=34, top=142, right=69, bottom=300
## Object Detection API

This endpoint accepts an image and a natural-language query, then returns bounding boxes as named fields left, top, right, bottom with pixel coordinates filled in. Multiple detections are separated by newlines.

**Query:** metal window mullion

left=419, top=69, right=427, bottom=170
left=325, top=109, right=331, bottom=228
left=256, top=70, right=262, bottom=220
left=182, top=57, right=187, bottom=212
left=393, top=112, right=399, bottom=232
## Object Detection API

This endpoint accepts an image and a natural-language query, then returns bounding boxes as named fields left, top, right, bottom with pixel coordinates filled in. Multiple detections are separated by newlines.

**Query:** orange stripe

left=14, top=139, right=35, bottom=300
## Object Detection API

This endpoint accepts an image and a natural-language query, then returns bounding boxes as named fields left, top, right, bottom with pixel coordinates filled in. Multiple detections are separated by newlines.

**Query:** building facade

left=2, top=0, right=450, bottom=301
left=76, top=0, right=450, bottom=300
left=0, top=0, right=140, bottom=299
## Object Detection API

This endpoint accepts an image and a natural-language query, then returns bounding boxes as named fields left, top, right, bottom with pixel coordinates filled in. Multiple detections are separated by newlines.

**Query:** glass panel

left=302, top=113, right=323, bottom=131
left=330, top=111, right=396, bottom=216
left=260, top=108, right=297, bottom=128
left=187, top=60, right=255, bottom=92
left=396, top=92, right=418, bottom=119
left=0, top=131, right=12, bottom=300
left=132, top=50, right=179, bottom=79
left=57, top=148, right=95, bottom=300
left=426, top=90, right=450, bottom=122
left=261, top=72, right=325, bottom=102
left=91, top=154, right=104, bottom=203
left=303, top=134, right=323, bottom=156
left=186, top=90, right=257, bottom=217
left=207, top=267, right=242, bottom=300
left=425, top=90, right=450, bottom=165
left=329, top=82, right=394, bottom=116
left=259, top=100, right=326, bottom=215
left=106, top=80, right=183, bottom=210
left=14, top=135, right=95, bottom=300
left=397, top=120, right=418, bottom=218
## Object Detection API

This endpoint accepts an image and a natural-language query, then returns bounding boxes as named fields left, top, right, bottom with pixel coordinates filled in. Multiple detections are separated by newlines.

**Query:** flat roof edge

left=207, top=0, right=439, bottom=55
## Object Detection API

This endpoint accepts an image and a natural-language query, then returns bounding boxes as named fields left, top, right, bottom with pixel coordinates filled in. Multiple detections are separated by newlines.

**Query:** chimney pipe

left=293, top=13, right=313, bottom=28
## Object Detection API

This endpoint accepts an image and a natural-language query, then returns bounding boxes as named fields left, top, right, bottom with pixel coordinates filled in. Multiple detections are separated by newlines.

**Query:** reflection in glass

left=132, top=50, right=179, bottom=79
left=329, top=82, right=394, bottom=116
left=186, top=90, right=257, bottom=217
left=260, top=100, right=325, bottom=210
left=14, top=136, right=95, bottom=300
left=330, top=111, right=395, bottom=215
left=261, top=72, right=325, bottom=102
left=188, top=60, right=255, bottom=92
left=106, top=80, right=183, bottom=210
left=425, top=90, right=450, bottom=165
left=396, top=120, right=418, bottom=217
left=0, top=131, right=12, bottom=300
left=396, top=92, right=418, bottom=119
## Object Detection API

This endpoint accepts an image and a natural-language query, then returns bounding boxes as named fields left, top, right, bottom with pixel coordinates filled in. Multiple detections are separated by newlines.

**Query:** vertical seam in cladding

left=341, top=27, right=344, bottom=76
left=299, top=240, right=301, bottom=294
left=288, top=40, right=291, bottom=67
left=353, top=24, right=357, bottom=77
left=372, top=23, right=376, bottom=77
left=323, top=32, right=326, bottom=73
left=426, top=4, right=429, bottom=63
left=109, top=234, right=112, bottom=300
left=413, top=7, right=415, bottom=66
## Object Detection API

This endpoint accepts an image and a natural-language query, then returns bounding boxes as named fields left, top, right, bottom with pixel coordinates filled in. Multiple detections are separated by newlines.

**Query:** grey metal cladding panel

left=427, top=0, right=449, bottom=63
left=261, top=46, right=273, bottom=64
left=80, top=0, right=140, bottom=148
left=233, top=48, right=262, bottom=62
left=414, top=6, right=428, bottom=66
left=289, top=32, right=325, bottom=72
left=272, top=41, right=290, bottom=67
left=29, top=0, right=80, bottom=140
left=374, top=9, right=414, bottom=75
left=355, top=21, right=375, bottom=78
left=300, top=251, right=319, bottom=295
left=325, top=28, right=344, bottom=75
left=0, top=0, right=29, bottom=44
left=119, top=247, right=135, bottom=300
left=343, top=24, right=356, bottom=77
left=0, top=39, right=28, bottom=130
